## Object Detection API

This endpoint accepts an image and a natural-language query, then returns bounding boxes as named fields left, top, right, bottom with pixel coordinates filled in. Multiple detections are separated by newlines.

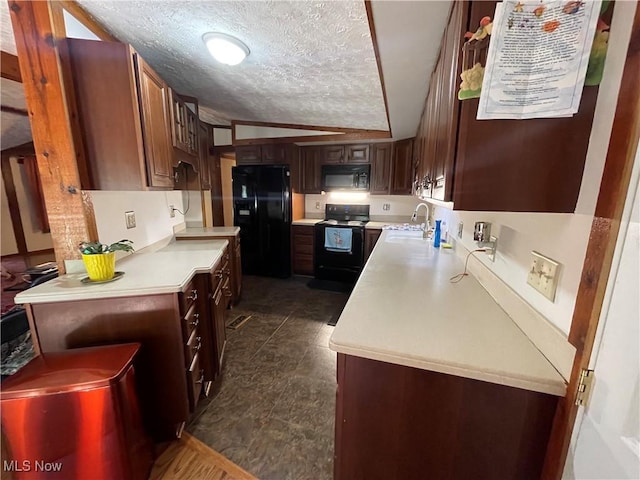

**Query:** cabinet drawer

left=179, top=278, right=199, bottom=316
left=294, top=243, right=313, bottom=255
left=211, top=260, right=223, bottom=294
left=186, top=352, right=204, bottom=412
left=180, top=302, right=200, bottom=340
left=293, top=254, right=314, bottom=276
left=293, top=233, right=313, bottom=246
left=184, top=327, right=202, bottom=367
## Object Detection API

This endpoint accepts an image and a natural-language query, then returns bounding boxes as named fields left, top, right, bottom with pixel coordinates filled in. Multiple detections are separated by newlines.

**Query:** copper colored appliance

left=1, top=343, right=153, bottom=480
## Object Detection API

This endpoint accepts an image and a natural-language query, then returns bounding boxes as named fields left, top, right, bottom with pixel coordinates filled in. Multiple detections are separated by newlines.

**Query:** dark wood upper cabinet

left=235, top=145, right=262, bottom=164
left=198, top=122, right=211, bottom=190
left=301, top=147, right=322, bottom=194
left=135, top=55, right=175, bottom=189
left=453, top=1, right=598, bottom=212
left=322, top=146, right=345, bottom=164
left=235, top=144, right=293, bottom=165
left=262, top=144, right=288, bottom=163
left=370, top=143, right=392, bottom=195
left=391, top=139, right=414, bottom=195
left=64, top=39, right=175, bottom=190
left=345, top=144, right=370, bottom=164
left=414, top=0, right=598, bottom=212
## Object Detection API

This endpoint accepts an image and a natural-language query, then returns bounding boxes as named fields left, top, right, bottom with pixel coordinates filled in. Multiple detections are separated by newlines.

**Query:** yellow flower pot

left=82, top=252, right=116, bottom=281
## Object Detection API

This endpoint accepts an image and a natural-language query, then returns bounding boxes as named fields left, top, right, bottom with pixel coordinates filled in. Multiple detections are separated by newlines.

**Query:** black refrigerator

left=232, top=165, right=291, bottom=278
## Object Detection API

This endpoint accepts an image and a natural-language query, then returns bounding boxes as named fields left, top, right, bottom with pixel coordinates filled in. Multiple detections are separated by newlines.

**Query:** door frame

left=542, top=7, right=640, bottom=478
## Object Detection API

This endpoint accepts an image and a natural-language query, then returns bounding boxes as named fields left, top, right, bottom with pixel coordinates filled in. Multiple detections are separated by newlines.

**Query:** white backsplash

left=89, top=190, right=186, bottom=251
left=305, top=194, right=418, bottom=220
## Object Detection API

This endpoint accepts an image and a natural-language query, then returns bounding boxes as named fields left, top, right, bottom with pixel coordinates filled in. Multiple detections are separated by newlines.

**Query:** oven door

left=314, top=224, right=364, bottom=284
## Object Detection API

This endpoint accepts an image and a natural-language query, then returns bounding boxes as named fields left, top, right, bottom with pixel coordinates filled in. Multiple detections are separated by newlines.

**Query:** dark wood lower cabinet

left=334, top=354, right=558, bottom=480
left=364, top=228, right=382, bottom=262
left=292, top=225, right=315, bottom=275
left=25, top=250, right=232, bottom=442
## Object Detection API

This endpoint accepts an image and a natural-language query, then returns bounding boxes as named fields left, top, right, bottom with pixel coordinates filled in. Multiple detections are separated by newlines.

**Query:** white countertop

left=292, top=219, right=322, bottom=226
left=175, top=226, right=240, bottom=237
left=329, top=230, right=566, bottom=396
left=14, top=239, right=228, bottom=304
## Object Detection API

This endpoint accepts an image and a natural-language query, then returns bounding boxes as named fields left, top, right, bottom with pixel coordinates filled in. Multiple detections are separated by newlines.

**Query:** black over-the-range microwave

left=321, top=164, right=370, bottom=192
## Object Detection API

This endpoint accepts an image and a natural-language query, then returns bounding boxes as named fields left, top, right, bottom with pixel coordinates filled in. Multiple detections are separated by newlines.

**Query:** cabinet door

left=301, top=147, right=322, bottom=193
left=292, top=225, right=315, bottom=275
left=186, top=106, right=199, bottom=156
left=235, top=145, right=262, bottom=164
left=370, top=143, right=392, bottom=195
left=435, top=0, right=467, bottom=201
left=322, top=145, right=344, bottom=164
left=364, top=229, right=382, bottom=262
left=170, top=91, right=189, bottom=153
left=198, top=122, right=211, bottom=190
left=262, top=144, right=289, bottom=164
left=212, top=286, right=227, bottom=375
left=345, top=144, right=370, bottom=164
left=453, top=0, right=598, bottom=212
left=391, top=139, right=414, bottom=195
left=135, top=54, right=175, bottom=188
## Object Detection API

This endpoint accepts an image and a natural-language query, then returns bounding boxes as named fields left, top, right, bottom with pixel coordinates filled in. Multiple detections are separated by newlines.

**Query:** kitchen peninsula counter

left=329, top=230, right=565, bottom=396
left=14, top=239, right=228, bottom=305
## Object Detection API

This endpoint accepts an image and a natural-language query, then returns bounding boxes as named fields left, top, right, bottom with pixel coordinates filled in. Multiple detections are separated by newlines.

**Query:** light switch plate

left=125, top=211, right=136, bottom=229
left=527, top=251, right=560, bottom=301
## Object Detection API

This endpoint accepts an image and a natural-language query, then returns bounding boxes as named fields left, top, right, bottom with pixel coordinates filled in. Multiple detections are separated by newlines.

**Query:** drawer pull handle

left=190, top=313, right=200, bottom=328
left=196, top=369, right=205, bottom=384
left=215, top=271, right=224, bottom=279
left=224, top=289, right=232, bottom=297
left=193, top=337, right=202, bottom=354
left=187, top=289, right=198, bottom=301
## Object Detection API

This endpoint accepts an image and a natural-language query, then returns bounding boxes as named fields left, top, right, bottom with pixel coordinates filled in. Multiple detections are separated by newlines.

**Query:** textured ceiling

left=77, top=0, right=389, bottom=132
left=0, top=1, right=453, bottom=145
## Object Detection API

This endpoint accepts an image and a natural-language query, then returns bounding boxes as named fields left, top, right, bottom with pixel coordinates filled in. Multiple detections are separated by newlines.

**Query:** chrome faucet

left=411, top=203, right=431, bottom=238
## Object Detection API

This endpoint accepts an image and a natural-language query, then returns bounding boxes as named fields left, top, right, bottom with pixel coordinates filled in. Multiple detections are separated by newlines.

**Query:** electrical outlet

left=125, top=211, right=136, bottom=229
left=315, top=201, right=321, bottom=210
left=169, top=205, right=175, bottom=218
left=383, top=203, right=391, bottom=211
left=457, top=221, right=463, bottom=239
left=527, top=251, right=561, bottom=301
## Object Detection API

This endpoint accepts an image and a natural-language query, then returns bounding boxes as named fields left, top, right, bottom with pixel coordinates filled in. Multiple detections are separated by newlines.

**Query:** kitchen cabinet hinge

left=575, top=368, right=594, bottom=407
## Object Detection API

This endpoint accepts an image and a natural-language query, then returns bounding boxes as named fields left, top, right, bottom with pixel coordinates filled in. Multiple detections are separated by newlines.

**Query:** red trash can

left=1, top=343, right=153, bottom=479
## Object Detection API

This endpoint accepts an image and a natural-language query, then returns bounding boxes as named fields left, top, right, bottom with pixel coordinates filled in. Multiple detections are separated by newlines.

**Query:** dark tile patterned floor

left=187, top=275, right=349, bottom=480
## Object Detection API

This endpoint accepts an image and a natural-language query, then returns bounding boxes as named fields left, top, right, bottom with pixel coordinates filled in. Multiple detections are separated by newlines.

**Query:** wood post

left=8, top=0, right=97, bottom=273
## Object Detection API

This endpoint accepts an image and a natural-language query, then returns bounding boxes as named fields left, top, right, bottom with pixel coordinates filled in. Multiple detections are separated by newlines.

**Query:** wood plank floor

left=149, top=433, right=257, bottom=480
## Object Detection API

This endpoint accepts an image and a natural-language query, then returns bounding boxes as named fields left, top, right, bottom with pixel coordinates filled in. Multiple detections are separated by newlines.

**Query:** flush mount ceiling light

left=202, top=32, right=250, bottom=66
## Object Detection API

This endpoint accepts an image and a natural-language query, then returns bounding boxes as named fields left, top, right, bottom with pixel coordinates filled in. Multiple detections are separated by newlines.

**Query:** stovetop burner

left=322, top=204, right=370, bottom=226
left=320, top=219, right=368, bottom=227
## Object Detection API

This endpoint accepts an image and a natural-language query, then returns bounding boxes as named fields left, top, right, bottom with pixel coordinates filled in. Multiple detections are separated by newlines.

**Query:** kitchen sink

left=384, top=231, right=429, bottom=244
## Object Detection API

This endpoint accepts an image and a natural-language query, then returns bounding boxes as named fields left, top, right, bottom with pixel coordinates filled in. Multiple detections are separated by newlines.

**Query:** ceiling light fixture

left=202, top=32, right=250, bottom=66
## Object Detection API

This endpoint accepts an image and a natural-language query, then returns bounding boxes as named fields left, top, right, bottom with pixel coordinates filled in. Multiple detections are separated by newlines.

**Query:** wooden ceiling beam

left=8, top=0, right=98, bottom=273
left=364, top=0, right=392, bottom=137
left=51, top=0, right=118, bottom=41
left=1, top=51, right=22, bottom=82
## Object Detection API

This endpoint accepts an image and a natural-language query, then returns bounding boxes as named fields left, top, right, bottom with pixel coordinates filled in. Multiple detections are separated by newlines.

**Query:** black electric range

left=314, top=204, right=370, bottom=284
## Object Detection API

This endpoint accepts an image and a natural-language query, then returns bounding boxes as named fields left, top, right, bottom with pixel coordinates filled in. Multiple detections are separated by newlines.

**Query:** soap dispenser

left=433, top=220, right=442, bottom=248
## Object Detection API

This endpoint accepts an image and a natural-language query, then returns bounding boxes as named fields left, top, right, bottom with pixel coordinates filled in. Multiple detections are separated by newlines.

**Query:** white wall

left=89, top=191, right=185, bottom=251
left=1, top=178, right=18, bottom=255
left=427, top=2, right=636, bottom=335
